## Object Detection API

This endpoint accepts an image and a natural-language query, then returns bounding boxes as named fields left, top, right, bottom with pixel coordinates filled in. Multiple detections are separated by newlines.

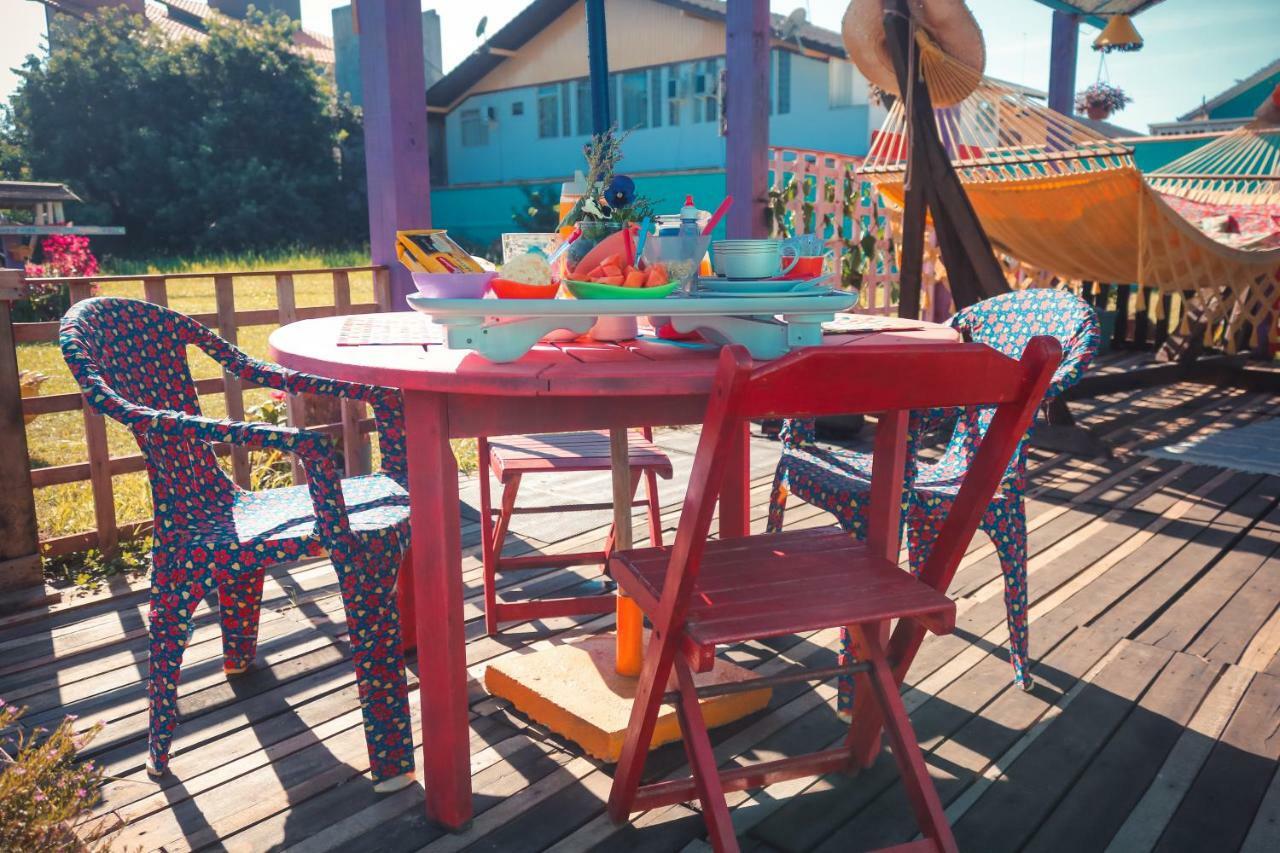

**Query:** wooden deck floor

left=9, top=362, right=1280, bottom=852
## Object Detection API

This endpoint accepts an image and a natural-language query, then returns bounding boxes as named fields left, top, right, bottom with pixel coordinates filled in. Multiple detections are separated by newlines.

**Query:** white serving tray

left=405, top=290, right=857, bottom=362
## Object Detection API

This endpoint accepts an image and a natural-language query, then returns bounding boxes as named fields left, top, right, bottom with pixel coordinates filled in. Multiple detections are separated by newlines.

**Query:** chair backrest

left=935, top=288, right=1100, bottom=488
left=655, top=339, right=1061, bottom=631
left=60, top=297, right=239, bottom=527
left=951, top=288, right=1099, bottom=401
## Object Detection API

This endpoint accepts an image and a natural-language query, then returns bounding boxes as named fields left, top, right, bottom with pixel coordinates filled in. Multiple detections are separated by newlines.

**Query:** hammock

left=860, top=34, right=1280, bottom=349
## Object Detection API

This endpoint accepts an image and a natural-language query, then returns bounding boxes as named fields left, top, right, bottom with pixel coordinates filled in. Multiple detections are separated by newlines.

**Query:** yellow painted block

left=484, top=635, right=772, bottom=763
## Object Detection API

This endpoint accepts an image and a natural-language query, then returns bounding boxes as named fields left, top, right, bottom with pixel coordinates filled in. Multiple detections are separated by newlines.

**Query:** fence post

left=68, top=280, right=120, bottom=556
left=214, top=275, right=253, bottom=487
left=332, top=270, right=371, bottom=476
left=373, top=266, right=394, bottom=312
left=0, top=271, right=45, bottom=601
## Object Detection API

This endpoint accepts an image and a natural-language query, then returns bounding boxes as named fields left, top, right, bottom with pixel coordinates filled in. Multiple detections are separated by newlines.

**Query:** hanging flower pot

left=1075, top=82, right=1131, bottom=121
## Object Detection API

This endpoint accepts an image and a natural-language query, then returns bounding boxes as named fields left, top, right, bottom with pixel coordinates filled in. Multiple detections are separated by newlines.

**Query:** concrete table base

left=484, top=634, right=771, bottom=762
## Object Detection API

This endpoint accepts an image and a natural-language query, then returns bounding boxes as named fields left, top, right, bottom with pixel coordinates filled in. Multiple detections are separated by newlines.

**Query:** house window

left=561, top=82, right=573, bottom=136
left=608, top=73, right=618, bottom=129
left=693, top=58, right=720, bottom=123
left=537, top=85, right=561, bottom=138
left=512, top=101, right=524, bottom=116
left=777, top=50, right=791, bottom=114
left=667, top=63, right=683, bottom=126
left=828, top=59, right=864, bottom=108
left=576, top=78, right=592, bottom=135
left=621, top=70, right=649, bottom=129
left=461, top=108, right=488, bottom=147
left=650, top=68, right=663, bottom=128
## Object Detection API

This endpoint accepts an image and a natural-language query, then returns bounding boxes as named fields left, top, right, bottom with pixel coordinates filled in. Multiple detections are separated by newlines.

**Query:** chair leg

left=766, top=464, right=790, bottom=534
left=835, top=628, right=856, bottom=722
left=218, top=569, right=266, bottom=674
left=146, top=549, right=212, bottom=777
left=484, top=475, right=521, bottom=637
left=674, top=658, right=738, bottom=852
left=853, top=623, right=958, bottom=853
left=644, top=466, right=664, bottom=547
left=982, top=500, right=1032, bottom=689
left=640, top=427, right=665, bottom=548
left=608, top=630, right=681, bottom=822
left=332, top=542, right=415, bottom=788
left=395, top=548, right=416, bottom=654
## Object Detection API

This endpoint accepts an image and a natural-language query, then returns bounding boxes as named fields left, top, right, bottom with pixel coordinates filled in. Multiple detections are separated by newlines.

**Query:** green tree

left=2, top=7, right=367, bottom=255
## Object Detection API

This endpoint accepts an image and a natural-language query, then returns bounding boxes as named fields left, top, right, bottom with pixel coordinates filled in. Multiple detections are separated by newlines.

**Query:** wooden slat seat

left=478, top=429, right=672, bottom=635
left=611, top=528, right=955, bottom=654
left=488, top=431, right=673, bottom=482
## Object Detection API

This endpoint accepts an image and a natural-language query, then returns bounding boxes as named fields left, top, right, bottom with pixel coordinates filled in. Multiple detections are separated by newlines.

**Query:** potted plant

left=1075, top=82, right=1131, bottom=121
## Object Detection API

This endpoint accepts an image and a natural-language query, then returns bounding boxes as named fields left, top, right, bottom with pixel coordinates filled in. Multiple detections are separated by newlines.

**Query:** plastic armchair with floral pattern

left=767, top=288, right=1099, bottom=713
left=60, top=296, right=415, bottom=792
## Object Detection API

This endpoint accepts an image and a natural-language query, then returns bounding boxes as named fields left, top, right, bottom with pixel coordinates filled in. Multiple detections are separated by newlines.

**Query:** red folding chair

left=606, top=339, right=1061, bottom=853
left=477, top=429, right=673, bottom=636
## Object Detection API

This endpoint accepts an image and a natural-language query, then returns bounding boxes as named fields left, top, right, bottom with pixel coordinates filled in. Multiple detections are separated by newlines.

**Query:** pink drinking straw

left=701, top=196, right=734, bottom=236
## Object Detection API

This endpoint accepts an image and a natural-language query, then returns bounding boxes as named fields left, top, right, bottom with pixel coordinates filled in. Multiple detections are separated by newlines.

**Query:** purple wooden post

left=724, top=0, right=770, bottom=239
left=1047, top=10, right=1079, bottom=117
left=359, top=0, right=432, bottom=310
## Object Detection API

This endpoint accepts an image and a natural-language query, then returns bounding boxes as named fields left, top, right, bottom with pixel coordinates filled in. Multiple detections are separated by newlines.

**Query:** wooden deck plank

left=23, top=380, right=1278, bottom=852
left=1020, top=652, right=1222, bottom=852
left=1104, top=665, right=1254, bottom=853
left=1151, top=671, right=1280, bottom=853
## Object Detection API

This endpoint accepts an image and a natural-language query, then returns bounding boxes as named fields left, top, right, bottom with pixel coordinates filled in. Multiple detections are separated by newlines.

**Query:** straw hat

left=841, top=0, right=985, bottom=107
left=1255, top=83, right=1280, bottom=127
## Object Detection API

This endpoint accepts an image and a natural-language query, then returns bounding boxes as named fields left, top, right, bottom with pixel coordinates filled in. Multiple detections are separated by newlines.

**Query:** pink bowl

left=410, top=271, right=496, bottom=299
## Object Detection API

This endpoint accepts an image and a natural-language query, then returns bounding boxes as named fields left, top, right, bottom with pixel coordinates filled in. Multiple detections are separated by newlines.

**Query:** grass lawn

left=20, top=249, right=478, bottom=562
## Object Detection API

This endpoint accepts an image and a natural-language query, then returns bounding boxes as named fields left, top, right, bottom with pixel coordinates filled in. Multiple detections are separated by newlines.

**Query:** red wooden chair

left=606, top=338, right=1061, bottom=853
left=477, top=429, right=673, bottom=635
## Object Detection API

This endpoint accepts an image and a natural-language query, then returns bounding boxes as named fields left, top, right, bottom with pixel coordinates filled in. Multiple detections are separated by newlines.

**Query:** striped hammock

left=860, top=33, right=1280, bottom=349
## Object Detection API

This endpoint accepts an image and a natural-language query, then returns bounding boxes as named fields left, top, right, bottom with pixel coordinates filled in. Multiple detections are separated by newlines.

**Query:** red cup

left=784, top=255, right=827, bottom=280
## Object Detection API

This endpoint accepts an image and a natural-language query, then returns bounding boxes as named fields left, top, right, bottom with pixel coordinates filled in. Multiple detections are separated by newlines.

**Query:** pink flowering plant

left=246, top=390, right=296, bottom=490
left=16, top=234, right=102, bottom=322
left=0, top=698, right=107, bottom=850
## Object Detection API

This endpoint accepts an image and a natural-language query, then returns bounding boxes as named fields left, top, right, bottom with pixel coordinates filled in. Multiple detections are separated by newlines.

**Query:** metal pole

left=724, top=0, right=770, bottom=239
left=586, top=0, right=610, bottom=133
left=1048, top=10, right=1080, bottom=117
left=359, top=0, right=432, bottom=310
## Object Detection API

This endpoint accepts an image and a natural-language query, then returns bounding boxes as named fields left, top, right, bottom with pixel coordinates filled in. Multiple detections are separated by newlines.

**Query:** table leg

left=403, top=391, right=472, bottom=830
left=719, top=421, right=751, bottom=539
left=611, top=427, right=643, bottom=677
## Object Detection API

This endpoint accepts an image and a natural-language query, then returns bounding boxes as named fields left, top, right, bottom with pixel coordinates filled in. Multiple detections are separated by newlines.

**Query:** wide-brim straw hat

left=842, top=0, right=986, bottom=107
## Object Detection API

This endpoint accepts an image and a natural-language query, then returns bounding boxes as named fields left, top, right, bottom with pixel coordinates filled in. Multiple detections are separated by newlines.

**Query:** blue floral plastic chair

left=60, top=297, right=415, bottom=791
left=768, top=288, right=1099, bottom=709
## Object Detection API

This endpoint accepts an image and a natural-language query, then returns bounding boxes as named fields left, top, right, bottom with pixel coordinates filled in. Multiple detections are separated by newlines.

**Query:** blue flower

left=604, top=175, right=636, bottom=209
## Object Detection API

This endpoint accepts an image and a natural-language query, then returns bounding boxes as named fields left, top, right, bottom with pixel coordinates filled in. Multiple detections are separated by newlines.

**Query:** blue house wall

left=434, top=50, right=874, bottom=248
left=442, top=51, right=871, bottom=186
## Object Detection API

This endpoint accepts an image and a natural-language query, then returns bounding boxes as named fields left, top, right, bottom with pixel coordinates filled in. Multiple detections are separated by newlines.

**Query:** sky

left=2, top=0, right=1277, bottom=132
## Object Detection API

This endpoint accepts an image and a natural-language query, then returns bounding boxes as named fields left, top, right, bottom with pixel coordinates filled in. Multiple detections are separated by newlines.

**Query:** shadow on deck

left=4, top=355, right=1279, bottom=852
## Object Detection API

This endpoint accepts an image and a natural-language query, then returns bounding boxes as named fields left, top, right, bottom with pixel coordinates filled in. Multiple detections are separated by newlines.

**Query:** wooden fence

left=0, top=265, right=393, bottom=587
left=766, top=146, right=951, bottom=321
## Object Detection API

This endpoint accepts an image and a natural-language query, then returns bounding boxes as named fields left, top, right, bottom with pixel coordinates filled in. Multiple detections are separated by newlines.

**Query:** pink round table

left=268, top=313, right=958, bottom=829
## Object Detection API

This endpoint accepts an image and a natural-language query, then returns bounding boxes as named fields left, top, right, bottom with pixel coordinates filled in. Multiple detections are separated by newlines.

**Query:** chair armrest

left=189, top=329, right=407, bottom=485
left=143, top=411, right=355, bottom=543
left=143, top=411, right=334, bottom=459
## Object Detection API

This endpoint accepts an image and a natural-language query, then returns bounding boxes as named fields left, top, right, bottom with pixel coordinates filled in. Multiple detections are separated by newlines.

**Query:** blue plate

left=695, top=275, right=830, bottom=294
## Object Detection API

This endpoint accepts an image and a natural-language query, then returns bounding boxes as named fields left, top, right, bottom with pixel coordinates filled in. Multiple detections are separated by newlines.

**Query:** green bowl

left=564, top=279, right=679, bottom=300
